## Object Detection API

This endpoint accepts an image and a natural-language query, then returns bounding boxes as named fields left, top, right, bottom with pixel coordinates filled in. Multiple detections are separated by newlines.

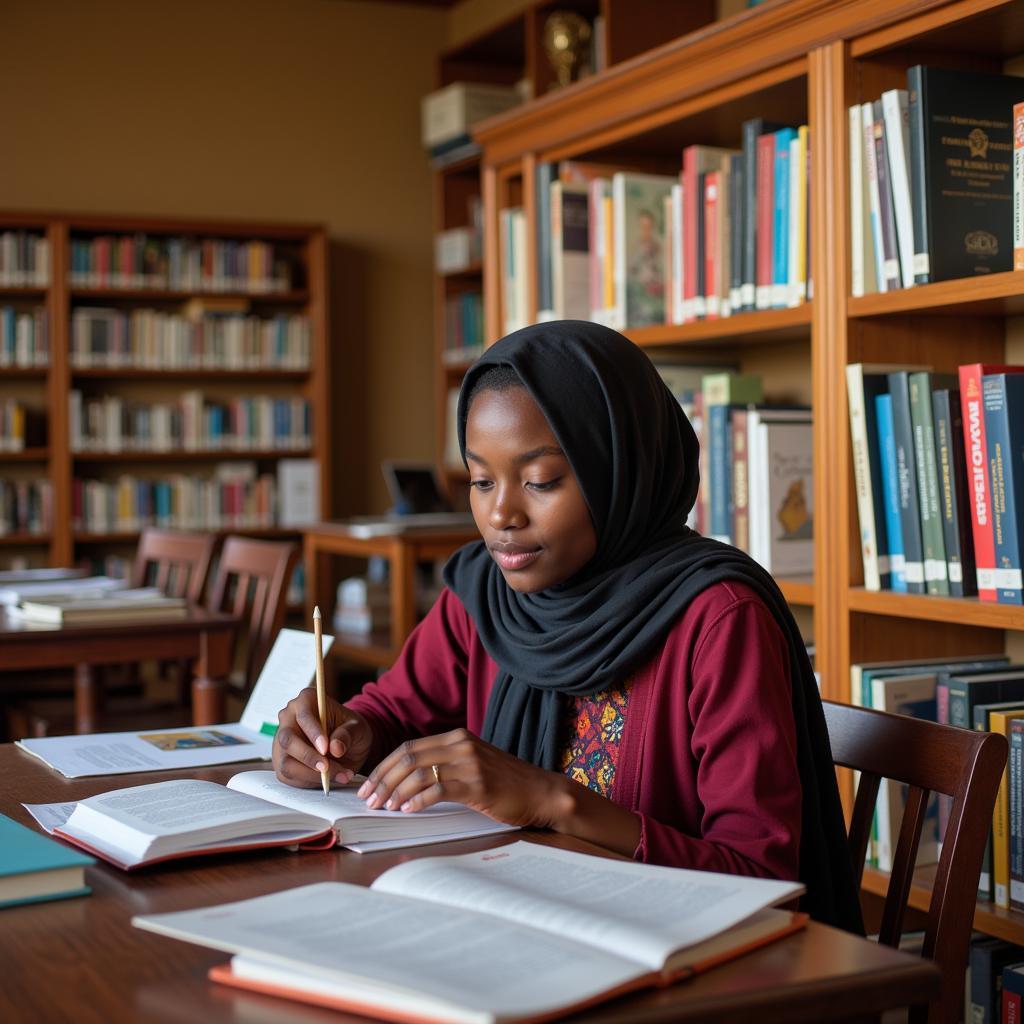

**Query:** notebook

left=0, top=813, right=93, bottom=909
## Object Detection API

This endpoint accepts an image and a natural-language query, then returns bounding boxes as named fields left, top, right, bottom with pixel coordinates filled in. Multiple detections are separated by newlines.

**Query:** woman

left=274, top=320, right=862, bottom=932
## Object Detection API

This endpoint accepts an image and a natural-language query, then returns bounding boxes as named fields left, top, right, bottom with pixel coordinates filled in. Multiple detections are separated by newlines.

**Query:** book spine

left=704, top=172, right=720, bottom=319
left=973, top=707, right=994, bottom=901
left=732, top=408, right=750, bottom=554
left=876, top=393, right=907, bottom=591
left=991, top=712, right=1023, bottom=908
left=909, top=66, right=933, bottom=284
left=729, top=153, right=744, bottom=314
left=771, top=130, right=793, bottom=309
left=983, top=374, right=1024, bottom=605
left=845, top=366, right=887, bottom=591
left=708, top=403, right=732, bottom=544
left=849, top=105, right=866, bottom=297
left=695, top=172, right=707, bottom=320
left=960, top=364, right=999, bottom=601
left=882, top=89, right=915, bottom=288
left=909, top=372, right=949, bottom=595
left=789, top=128, right=808, bottom=307
left=672, top=183, right=685, bottom=324
left=741, top=119, right=761, bottom=311
left=535, top=163, right=556, bottom=316
left=1011, top=721, right=1024, bottom=911
left=755, top=134, right=775, bottom=310
left=889, top=372, right=926, bottom=593
left=682, top=149, right=699, bottom=322
left=872, top=104, right=903, bottom=291
left=862, top=102, right=888, bottom=293
left=1016, top=102, right=1024, bottom=272
left=611, top=177, right=627, bottom=330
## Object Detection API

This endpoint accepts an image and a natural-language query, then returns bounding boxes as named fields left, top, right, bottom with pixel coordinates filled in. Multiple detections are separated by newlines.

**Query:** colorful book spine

left=906, top=66, right=930, bottom=283
left=908, top=372, right=949, bottom=595
left=741, top=118, right=784, bottom=312
left=1015, top=102, right=1024, bottom=272
left=888, top=371, right=926, bottom=593
left=876, top=393, right=907, bottom=592
left=989, top=708, right=1024, bottom=908
left=755, top=133, right=775, bottom=310
left=862, top=102, right=888, bottom=293
left=1010, top=718, right=1024, bottom=911
left=872, top=100, right=902, bottom=291
left=932, top=388, right=977, bottom=597
left=881, top=89, right=915, bottom=288
left=732, top=408, right=750, bottom=553
left=703, top=172, right=721, bottom=319
left=728, top=153, right=744, bottom=314
left=771, top=128, right=797, bottom=309
left=982, top=373, right=1024, bottom=604
left=707, top=403, right=733, bottom=544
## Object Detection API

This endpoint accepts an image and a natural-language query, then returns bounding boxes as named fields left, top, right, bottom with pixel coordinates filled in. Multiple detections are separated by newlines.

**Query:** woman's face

left=465, top=386, right=597, bottom=593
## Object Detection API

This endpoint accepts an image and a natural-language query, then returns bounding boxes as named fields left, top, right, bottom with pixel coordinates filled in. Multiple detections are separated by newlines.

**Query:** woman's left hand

left=356, top=729, right=564, bottom=829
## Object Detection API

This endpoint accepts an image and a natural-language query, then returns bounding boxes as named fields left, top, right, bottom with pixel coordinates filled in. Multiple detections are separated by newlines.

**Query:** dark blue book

left=888, top=371, right=926, bottom=593
left=932, top=388, right=977, bottom=597
left=535, top=162, right=557, bottom=315
left=728, top=153, right=744, bottom=313
left=740, top=118, right=788, bottom=313
left=982, top=373, right=1024, bottom=605
left=1002, top=962, right=1024, bottom=1023
left=707, top=403, right=735, bottom=544
left=970, top=938, right=1024, bottom=1024
left=876, top=393, right=907, bottom=592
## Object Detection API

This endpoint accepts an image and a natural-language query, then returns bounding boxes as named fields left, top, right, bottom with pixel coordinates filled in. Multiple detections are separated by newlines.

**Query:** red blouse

left=345, top=579, right=802, bottom=882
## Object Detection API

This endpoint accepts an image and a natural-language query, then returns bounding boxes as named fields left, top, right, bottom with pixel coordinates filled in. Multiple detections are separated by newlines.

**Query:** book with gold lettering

left=907, top=66, right=1024, bottom=283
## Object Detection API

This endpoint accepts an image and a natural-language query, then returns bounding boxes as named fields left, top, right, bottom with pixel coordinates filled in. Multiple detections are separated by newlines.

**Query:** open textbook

left=26, top=770, right=516, bottom=868
left=16, top=628, right=333, bottom=778
left=133, top=841, right=806, bottom=1024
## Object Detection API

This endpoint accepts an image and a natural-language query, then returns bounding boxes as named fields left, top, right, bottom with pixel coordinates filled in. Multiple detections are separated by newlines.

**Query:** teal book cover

left=0, top=813, right=94, bottom=908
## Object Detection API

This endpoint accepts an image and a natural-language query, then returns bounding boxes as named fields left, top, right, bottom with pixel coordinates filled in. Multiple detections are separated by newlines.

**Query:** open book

left=16, top=627, right=332, bottom=778
left=32, top=771, right=515, bottom=868
left=133, top=841, right=806, bottom=1024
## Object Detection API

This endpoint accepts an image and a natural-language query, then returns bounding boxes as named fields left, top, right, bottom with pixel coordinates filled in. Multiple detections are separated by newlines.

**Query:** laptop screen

left=382, top=462, right=452, bottom=515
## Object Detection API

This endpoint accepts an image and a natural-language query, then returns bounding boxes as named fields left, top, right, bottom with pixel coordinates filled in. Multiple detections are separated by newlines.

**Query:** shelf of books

left=0, top=213, right=329, bottom=613
left=459, top=0, right=1024, bottom=952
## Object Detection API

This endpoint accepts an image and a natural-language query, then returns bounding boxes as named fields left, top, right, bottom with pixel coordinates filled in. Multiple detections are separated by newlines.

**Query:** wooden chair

left=131, top=527, right=217, bottom=603
left=823, top=700, right=1007, bottom=1024
left=207, top=535, right=299, bottom=698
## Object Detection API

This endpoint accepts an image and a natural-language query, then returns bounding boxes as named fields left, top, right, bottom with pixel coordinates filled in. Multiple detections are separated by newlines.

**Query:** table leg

left=390, top=541, right=416, bottom=653
left=191, top=628, right=234, bottom=726
left=74, top=664, right=102, bottom=734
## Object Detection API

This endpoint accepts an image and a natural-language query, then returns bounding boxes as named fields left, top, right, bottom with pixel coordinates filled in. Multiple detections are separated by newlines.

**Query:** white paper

left=22, top=800, right=78, bottom=834
left=15, top=627, right=331, bottom=778
left=0, top=575, right=125, bottom=606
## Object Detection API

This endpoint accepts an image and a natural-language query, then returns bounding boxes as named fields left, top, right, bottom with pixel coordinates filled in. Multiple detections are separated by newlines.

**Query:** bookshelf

left=467, top=0, right=1024, bottom=945
left=430, top=1, right=719, bottom=502
left=0, top=212, right=330, bottom=586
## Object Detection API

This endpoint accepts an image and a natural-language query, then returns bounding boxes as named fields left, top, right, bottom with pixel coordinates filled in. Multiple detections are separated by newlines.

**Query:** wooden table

left=304, top=521, right=480, bottom=670
left=0, top=747, right=940, bottom=1023
left=0, top=606, right=238, bottom=729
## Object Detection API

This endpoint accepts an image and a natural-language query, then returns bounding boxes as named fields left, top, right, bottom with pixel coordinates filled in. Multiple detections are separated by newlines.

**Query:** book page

left=372, top=841, right=803, bottom=971
left=134, top=881, right=646, bottom=1021
left=226, top=771, right=516, bottom=846
left=17, top=725, right=272, bottom=778
left=237, top=628, right=335, bottom=736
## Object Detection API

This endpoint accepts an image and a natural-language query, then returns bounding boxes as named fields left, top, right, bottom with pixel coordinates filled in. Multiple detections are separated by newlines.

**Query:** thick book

left=9, top=587, right=187, bottom=625
left=876, top=393, right=907, bottom=592
left=771, top=127, right=797, bottom=309
left=36, top=772, right=516, bottom=869
left=906, top=66, right=1024, bottom=282
left=932, top=388, right=977, bottom=597
left=681, top=146, right=736, bottom=321
left=132, top=841, right=806, bottom=1024
left=550, top=181, right=590, bottom=320
left=982, top=373, right=1024, bottom=604
left=958, top=363, right=1024, bottom=602
left=908, top=371, right=956, bottom=595
left=0, top=813, right=93, bottom=909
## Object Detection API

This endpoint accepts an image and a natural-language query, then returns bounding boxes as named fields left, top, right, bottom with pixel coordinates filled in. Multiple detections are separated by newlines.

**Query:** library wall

left=0, top=0, right=449, bottom=515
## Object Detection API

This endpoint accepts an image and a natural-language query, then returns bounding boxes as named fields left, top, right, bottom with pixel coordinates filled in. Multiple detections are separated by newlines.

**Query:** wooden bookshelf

left=0, top=212, right=331, bottom=571
left=466, top=0, right=1024, bottom=947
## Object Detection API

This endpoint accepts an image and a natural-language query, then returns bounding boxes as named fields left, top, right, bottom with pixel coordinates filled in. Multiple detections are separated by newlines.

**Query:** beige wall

left=1, top=0, right=448, bottom=514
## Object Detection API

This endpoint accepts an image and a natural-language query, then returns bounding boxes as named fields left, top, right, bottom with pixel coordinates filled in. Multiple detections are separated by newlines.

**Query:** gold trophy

left=542, top=10, right=592, bottom=90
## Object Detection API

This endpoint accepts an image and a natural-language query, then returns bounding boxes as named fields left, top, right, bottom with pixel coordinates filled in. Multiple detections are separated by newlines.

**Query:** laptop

left=342, top=461, right=476, bottom=538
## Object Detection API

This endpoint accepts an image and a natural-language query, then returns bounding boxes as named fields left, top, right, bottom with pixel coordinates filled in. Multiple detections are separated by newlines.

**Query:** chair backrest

left=207, top=536, right=298, bottom=692
left=131, top=528, right=216, bottom=605
left=823, top=700, right=1007, bottom=1024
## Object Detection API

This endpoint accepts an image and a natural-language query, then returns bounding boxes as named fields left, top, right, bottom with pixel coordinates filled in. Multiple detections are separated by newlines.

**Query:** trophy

left=542, top=10, right=592, bottom=90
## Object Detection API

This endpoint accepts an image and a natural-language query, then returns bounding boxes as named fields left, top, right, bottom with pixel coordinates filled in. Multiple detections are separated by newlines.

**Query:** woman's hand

left=273, top=689, right=374, bottom=789
left=356, top=729, right=566, bottom=829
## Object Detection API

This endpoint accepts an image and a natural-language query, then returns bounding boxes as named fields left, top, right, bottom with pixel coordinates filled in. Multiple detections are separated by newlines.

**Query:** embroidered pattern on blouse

left=558, top=685, right=631, bottom=798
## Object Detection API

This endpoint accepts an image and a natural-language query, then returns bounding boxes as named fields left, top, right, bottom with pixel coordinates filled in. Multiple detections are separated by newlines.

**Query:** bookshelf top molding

left=472, top=0, right=954, bottom=166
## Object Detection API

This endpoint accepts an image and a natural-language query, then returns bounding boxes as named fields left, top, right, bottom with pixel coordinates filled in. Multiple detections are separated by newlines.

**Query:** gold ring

left=431, top=763, right=441, bottom=785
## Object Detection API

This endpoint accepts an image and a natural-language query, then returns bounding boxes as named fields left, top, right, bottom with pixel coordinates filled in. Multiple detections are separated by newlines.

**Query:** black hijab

left=443, top=320, right=863, bottom=933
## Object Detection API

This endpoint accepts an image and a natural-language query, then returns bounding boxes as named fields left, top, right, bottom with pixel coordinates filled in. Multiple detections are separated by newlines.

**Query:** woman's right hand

left=273, top=689, right=374, bottom=789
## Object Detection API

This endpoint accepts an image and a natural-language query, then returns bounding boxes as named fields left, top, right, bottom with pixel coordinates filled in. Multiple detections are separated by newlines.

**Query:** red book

left=703, top=172, right=720, bottom=320
left=755, top=134, right=775, bottom=310
left=959, top=363, right=1024, bottom=602
left=1006, top=989, right=1021, bottom=1024
left=682, top=150, right=699, bottom=323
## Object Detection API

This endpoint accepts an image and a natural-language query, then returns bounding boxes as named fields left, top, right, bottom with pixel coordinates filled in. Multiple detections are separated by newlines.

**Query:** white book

left=276, top=457, right=320, bottom=526
left=132, top=842, right=804, bottom=1024
left=10, top=588, right=187, bottom=625
left=550, top=181, right=590, bottom=320
left=881, top=89, right=915, bottom=289
left=16, top=628, right=332, bottom=778
left=848, top=104, right=878, bottom=297
left=29, top=771, right=516, bottom=869
left=862, top=102, right=888, bottom=293
left=0, top=574, right=126, bottom=607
